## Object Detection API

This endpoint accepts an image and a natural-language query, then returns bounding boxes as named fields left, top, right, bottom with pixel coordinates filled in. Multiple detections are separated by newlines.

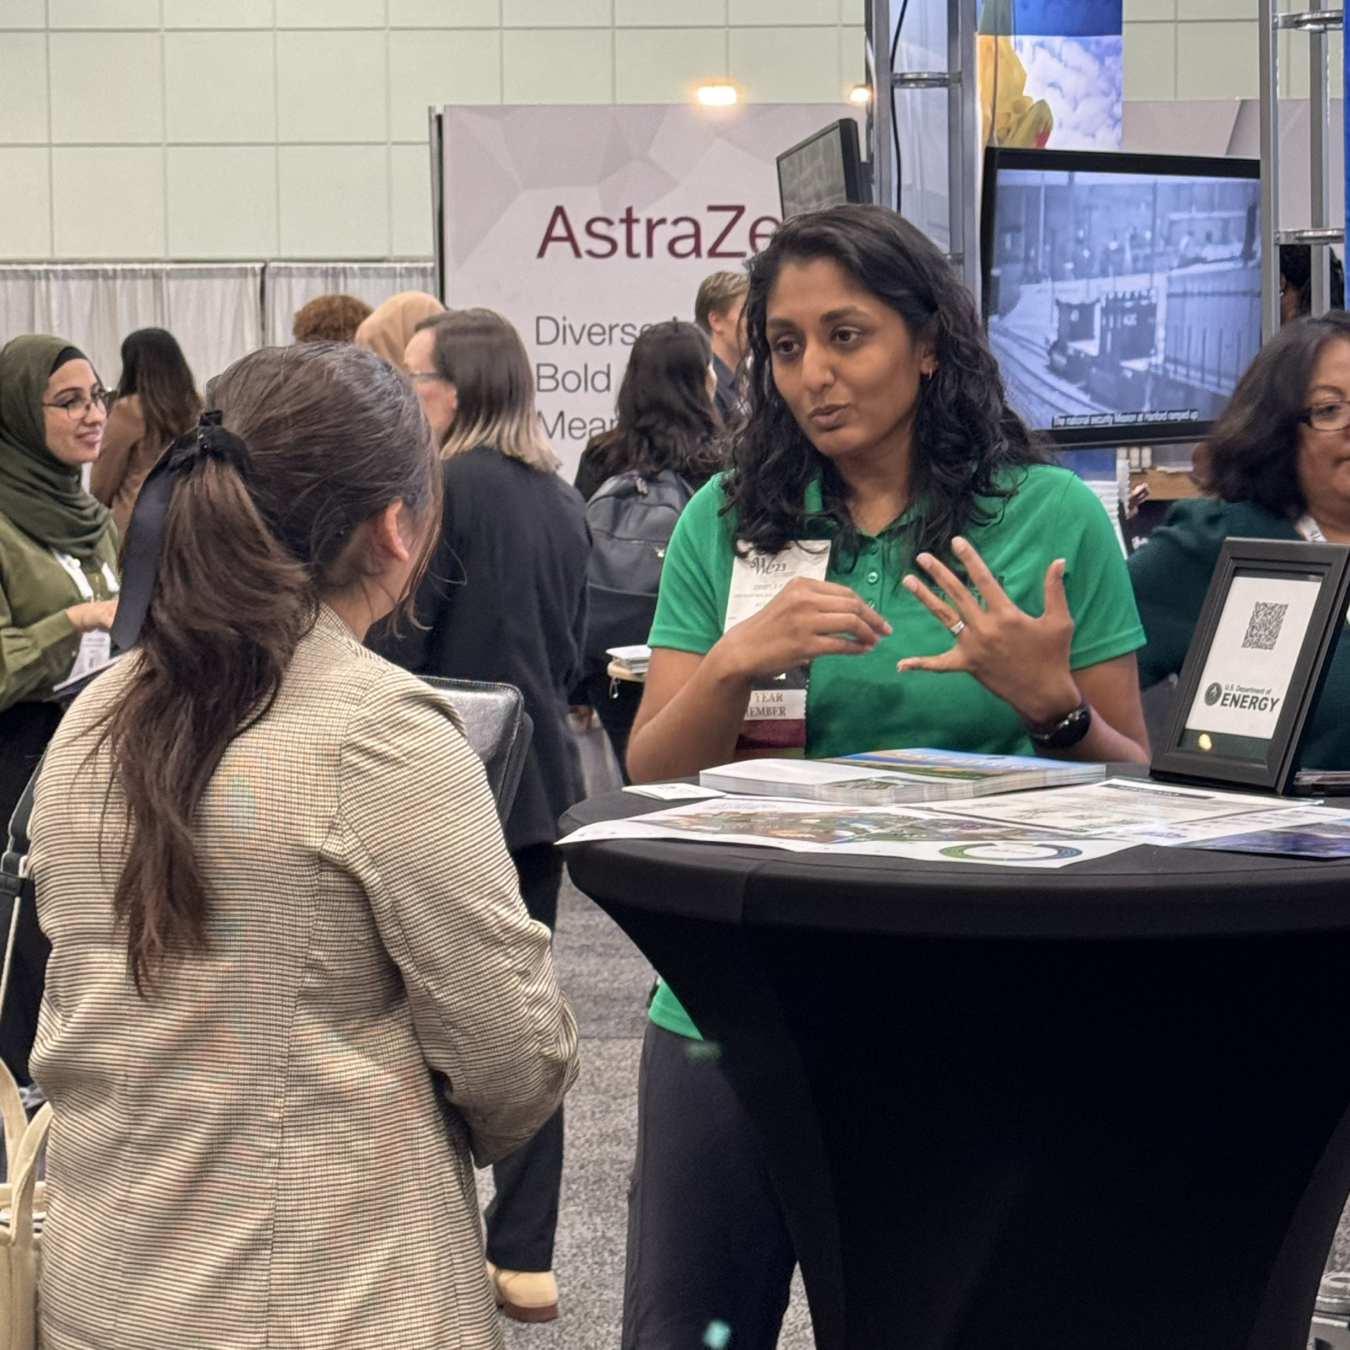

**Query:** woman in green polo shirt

left=620, top=206, right=1148, bottom=1350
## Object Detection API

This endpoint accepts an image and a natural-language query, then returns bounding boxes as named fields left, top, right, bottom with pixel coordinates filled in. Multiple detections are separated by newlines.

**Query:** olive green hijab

left=0, top=334, right=111, bottom=559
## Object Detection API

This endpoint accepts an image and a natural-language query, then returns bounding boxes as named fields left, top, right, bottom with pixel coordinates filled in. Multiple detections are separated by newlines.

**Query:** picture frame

left=1151, top=538, right=1350, bottom=794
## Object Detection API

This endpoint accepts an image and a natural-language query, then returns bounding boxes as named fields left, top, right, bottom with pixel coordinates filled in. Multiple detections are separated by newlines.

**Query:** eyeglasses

left=1301, top=400, right=1350, bottom=433
left=42, top=388, right=113, bottom=419
left=407, top=370, right=447, bottom=385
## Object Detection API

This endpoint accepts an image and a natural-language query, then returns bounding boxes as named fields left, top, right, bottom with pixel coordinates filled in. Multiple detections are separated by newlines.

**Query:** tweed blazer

left=28, top=605, right=579, bottom=1350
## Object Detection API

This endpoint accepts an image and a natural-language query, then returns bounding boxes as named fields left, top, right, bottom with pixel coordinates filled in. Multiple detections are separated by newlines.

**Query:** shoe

left=486, top=1261, right=560, bottom=1323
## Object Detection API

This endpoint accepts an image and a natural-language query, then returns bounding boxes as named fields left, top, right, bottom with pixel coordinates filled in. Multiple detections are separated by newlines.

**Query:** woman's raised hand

left=897, top=536, right=1081, bottom=725
left=713, top=575, right=892, bottom=682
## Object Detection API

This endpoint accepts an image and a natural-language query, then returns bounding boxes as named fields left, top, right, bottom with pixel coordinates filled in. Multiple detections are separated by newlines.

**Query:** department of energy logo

left=938, top=842, right=1083, bottom=863
left=1204, top=682, right=1223, bottom=706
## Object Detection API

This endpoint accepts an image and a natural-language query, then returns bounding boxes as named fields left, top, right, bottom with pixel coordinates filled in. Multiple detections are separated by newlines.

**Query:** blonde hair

left=419, top=309, right=559, bottom=472
left=354, top=291, right=445, bottom=371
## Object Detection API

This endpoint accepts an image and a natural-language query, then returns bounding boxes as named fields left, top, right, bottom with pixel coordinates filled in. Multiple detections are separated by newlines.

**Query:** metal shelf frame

left=865, top=0, right=981, bottom=297
left=1259, top=0, right=1345, bottom=338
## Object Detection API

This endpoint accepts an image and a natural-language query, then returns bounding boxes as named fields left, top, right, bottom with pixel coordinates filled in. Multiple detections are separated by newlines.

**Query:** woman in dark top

left=574, top=321, right=726, bottom=763
left=373, top=308, right=589, bottom=1325
left=1130, top=312, right=1350, bottom=769
left=574, top=320, right=724, bottom=501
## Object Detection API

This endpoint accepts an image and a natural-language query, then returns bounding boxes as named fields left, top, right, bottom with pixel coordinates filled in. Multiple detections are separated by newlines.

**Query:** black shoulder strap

left=0, top=754, right=41, bottom=903
left=0, top=755, right=43, bottom=1023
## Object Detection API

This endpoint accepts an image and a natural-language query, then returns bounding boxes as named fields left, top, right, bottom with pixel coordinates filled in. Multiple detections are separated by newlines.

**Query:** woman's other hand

left=897, top=536, right=1079, bottom=724
left=66, top=598, right=118, bottom=633
left=896, top=536, right=1149, bottom=762
left=711, top=576, right=892, bottom=684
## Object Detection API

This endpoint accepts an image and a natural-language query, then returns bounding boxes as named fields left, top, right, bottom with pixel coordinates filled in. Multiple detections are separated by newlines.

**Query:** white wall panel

left=0, top=1, right=1288, bottom=266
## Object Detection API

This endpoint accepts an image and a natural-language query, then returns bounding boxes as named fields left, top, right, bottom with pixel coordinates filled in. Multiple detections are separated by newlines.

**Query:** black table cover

left=562, top=784, right=1350, bottom=1350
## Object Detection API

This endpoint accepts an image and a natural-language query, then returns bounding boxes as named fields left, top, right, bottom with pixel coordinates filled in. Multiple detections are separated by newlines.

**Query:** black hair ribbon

left=110, top=411, right=253, bottom=652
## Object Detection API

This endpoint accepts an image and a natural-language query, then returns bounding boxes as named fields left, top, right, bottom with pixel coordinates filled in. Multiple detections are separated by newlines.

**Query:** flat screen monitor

left=777, top=120, right=865, bottom=219
left=981, top=146, right=1261, bottom=448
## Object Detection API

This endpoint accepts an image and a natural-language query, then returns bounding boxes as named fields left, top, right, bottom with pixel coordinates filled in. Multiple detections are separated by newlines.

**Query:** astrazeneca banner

left=439, top=103, right=861, bottom=480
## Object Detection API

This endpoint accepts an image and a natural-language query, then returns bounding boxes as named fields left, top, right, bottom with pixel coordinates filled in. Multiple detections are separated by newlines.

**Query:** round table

left=561, top=785, right=1350, bottom=1350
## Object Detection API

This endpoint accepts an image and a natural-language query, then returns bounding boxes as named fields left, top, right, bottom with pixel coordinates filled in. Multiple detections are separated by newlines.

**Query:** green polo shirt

left=645, top=462, right=1145, bottom=1039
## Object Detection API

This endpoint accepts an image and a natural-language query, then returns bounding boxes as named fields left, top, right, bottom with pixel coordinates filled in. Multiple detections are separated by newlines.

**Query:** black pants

left=0, top=702, right=63, bottom=1086
left=583, top=673, right=643, bottom=782
left=622, top=1022, right=797, bottom=1350
left=484, top=841, right=566, bottom=1272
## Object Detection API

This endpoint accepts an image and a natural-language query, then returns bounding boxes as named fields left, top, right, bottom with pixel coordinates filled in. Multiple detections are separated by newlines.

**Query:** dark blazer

left=372, top=446, right=591, bottom=851
left=1128, top=496, right=1350, bottom=770
left=712, top=353, right=744, bottom=427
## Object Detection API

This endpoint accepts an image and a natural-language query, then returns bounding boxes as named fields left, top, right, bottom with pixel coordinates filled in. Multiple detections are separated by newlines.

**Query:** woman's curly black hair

left=722, top=204, right=1041, bottom=559
left=1205, top=311, right=1350, bottom=517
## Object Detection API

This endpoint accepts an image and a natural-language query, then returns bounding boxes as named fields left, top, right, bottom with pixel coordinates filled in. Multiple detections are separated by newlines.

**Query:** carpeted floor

left=483, top=872, right=815, bottom=1350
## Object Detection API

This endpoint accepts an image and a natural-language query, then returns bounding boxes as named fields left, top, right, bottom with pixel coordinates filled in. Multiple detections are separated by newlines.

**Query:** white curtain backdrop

left=263, top=262, right=437, bottom=346
left=0, top=264, right=264, bottom=391
left=0, top=260, right=437, bottom=393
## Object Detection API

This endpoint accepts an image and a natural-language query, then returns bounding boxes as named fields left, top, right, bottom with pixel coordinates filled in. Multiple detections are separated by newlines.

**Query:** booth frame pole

left=948, top=0, right=980, bottom=298
left=1260, top=0, right=1282, bottom=341
left=1309, top=0, right=1332, bottom=314
left=868, top=0, right=895, bottom=210
left=1261, top=1, right=1345, bottom=337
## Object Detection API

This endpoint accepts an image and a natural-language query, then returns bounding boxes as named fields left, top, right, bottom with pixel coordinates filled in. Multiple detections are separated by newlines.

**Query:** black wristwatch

left=1022, top=699, right=1092, bottom=751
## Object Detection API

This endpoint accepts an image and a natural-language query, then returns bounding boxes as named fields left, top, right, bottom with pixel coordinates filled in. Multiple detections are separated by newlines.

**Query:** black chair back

left=421, top=676, right=532, bottom=820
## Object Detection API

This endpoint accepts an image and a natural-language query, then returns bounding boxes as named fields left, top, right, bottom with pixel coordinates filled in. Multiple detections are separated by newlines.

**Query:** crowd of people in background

left=0, top=212, right=1347, bottom=1349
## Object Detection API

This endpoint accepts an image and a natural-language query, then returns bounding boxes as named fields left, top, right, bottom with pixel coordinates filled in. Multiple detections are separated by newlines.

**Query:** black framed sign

left=1152, top=538, right=1350, bottom=794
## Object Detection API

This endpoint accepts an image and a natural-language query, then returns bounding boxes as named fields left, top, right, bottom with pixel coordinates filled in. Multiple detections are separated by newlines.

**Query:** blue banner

left=979, top=0, right=1122, bottom=37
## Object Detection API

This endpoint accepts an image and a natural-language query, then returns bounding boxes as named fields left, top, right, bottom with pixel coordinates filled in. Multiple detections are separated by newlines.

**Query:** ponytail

left=100, top=343, right=437, bottom=992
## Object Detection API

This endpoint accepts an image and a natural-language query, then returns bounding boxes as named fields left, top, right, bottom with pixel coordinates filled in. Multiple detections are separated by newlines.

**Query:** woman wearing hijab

left=0, top=335, right=119, bottom=1091
left=0, top=335, right=120, bottom=827
left=354, top=291, right=446, bottom=372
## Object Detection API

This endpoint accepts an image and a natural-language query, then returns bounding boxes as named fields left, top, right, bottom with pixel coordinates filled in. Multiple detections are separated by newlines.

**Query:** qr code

left=1242, top=601, right=1288, bottom=651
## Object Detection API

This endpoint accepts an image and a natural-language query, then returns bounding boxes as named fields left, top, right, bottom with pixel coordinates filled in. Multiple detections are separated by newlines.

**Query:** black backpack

left=583, top=469, right=694, bottom=675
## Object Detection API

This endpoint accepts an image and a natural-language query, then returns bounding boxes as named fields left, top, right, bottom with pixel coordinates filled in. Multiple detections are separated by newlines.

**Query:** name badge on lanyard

left=1297, top=516, right=1350, bottom=626
left=724, top=539, right=831, bottom=753
left=51, top=549, right=119, bottom=686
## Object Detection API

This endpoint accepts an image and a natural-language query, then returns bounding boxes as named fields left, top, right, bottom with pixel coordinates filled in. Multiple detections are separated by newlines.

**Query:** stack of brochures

left=699, top=748, right=1106, bottom=806
left=1293, top=768, right=1350, bottom=794
left=605, top=645, right=650, bottom=678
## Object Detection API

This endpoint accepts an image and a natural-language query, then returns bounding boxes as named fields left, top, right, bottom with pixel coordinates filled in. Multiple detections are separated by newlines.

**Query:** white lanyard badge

left=50, top=549, right=118, bottom=687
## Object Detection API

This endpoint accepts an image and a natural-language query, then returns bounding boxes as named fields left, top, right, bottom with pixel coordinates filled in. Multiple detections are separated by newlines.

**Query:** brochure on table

left=563, top=776, right=1350, bottom=868
left=699, top=748, right=1103, bottom=805
left=565, top=795, right=1138, bottom=868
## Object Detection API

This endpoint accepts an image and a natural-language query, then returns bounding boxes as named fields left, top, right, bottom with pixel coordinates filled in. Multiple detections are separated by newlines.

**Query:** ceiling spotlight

left=848, top=84, right=872, bottom=105
left=697, top=84, right=738, bottom=107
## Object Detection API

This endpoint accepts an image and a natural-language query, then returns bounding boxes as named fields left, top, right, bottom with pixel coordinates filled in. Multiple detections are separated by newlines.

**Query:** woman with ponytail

left=26, top=342, right=579, bottom=1350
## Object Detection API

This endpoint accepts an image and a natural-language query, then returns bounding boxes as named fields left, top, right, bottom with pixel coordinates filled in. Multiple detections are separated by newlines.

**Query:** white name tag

left=68, top=630, right=111, bottom=684
left=725, top=540, right=830, bottom=749
left=724, top=540, right=831, bottom=633
left=747, top=688, right=807, bottom=719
